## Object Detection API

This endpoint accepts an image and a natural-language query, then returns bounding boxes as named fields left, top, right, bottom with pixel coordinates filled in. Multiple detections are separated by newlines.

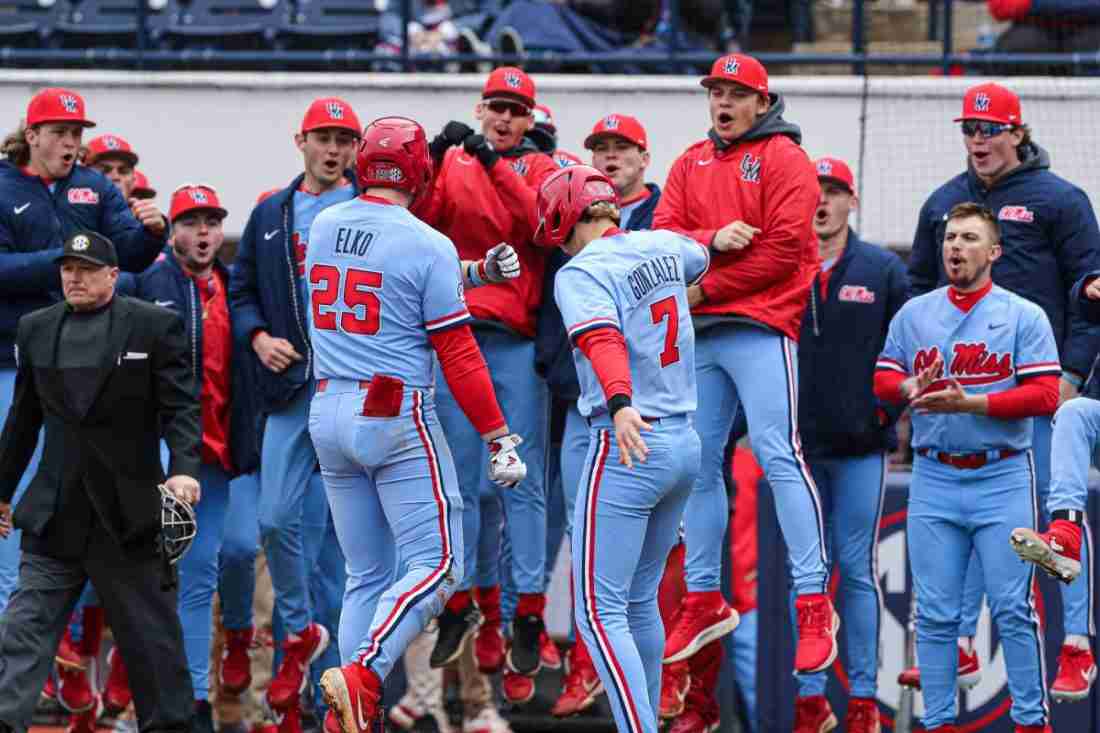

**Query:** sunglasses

left=486, top=99, right=531, bottom=117
left=960, top=120, right=1009, bottom=138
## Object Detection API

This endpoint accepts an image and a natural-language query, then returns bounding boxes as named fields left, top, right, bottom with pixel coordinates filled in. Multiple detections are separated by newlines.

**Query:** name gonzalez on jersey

left=627, top=254, right=682, bottom=301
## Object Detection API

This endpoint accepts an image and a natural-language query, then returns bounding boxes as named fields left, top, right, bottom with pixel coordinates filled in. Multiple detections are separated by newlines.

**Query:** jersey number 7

left=310, top=264, right=382, bottom=336
left=650, top=295, right=681, bottom=367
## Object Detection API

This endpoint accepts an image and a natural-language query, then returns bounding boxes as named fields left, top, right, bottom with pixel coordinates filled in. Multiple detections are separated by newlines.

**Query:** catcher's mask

left=159, top=484, right=197, bottom=565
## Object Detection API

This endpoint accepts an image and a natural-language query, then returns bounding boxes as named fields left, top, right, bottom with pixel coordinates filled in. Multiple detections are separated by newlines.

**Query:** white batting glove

left=483, top=243, right=521, bottom=283
left=488, top=433, right=527, bottom=488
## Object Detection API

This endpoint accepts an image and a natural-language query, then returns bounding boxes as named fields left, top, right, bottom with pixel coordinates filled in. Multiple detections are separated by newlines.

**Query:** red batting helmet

left=355, top=117, right=432, bottom=203
left=534, top=165, right=618, bottom=248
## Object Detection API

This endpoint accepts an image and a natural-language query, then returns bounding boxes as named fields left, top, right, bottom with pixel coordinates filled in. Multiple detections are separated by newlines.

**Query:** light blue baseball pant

left=309, top=380, right=462, bottom=681
left=303, top=473, right=345, bottom=718
left=909, top=452, right=1048, bottom=729
left=960, top=415, right=1094, bottom=638
left=0, top=368, right=41, bottom=612
left=572, top=417, right=699, bottom=733
left=687, top=326, right=827, bottom=595
left=219, top=471, right=261, bottom=632
left=729, top=609, right=758, bottom=733
left=260, top=382, right=325, bottom=635
left=434, top=328, right=548, bottom=594
left=795, top=452, right=887, bottom=699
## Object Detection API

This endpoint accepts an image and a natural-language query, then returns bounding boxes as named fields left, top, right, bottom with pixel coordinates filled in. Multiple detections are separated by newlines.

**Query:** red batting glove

left=988, top=0, right=1032, bottom=21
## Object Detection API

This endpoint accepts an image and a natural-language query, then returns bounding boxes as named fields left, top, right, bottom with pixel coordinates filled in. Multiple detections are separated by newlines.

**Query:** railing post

left=401, top=0, right=412, bottom=72
left=667, top=0, right=680, bottom=66
left=942, top=0, right=954, bottom=75
left=852, top=0, right=865, bottom=76
left=136, top=0, right=147, bottom=70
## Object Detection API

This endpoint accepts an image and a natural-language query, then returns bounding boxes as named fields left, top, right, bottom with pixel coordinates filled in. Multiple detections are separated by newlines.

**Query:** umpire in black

left=0, top=230, right=199, bottom=733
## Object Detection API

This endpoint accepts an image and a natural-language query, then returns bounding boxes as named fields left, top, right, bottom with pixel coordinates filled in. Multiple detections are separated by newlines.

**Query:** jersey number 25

left=310, top=264, right=382, bottom=336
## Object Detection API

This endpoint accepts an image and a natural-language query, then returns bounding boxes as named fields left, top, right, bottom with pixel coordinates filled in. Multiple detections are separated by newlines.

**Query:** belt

left=588, top=414, right=665, bottom=427
left=316, top=378, right=372, bottom=393
left=916, top=447, right=1020, bottom=470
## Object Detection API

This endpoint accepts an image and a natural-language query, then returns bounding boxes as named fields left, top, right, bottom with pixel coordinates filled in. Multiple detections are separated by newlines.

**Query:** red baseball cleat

left=1011, top=520, right=1082, bottom=584
left=64, top=696, right=101, bottom=733
left=475, top=621, right=505, bottom=675
left=794, top=594, right=840, bottom=673
left=659, top=661, right=690, bottom=719
left=897, top=645, right=982, bottom=690
left=662, top=593, right=739, bottom=663
left=551, top=655, right=603, bottom=717
left=221, top=626, right=254, bottom=695
left=55, top=630, right=83, bottom=671
left=668, top=709, right=719, bottom=733
left=793, top=695, right=836, bottom=733
left=1050, top=644, right=1097, bottom=702
left=320, top=663, right=382, bottom=733
left=41, top=674, right=57, bottom=701
left=56, top=658, right=94, bottom=713
left=845, top=697, right=881, bottom=733
left=102, top=647, right=132, bottom=716
left=273, top=702, right=302, bottom=733
left=539, top=632, right=562, bottom=670
left=501, top=668, right=535, bottom=705
left=324, top=710, right=341, bottom=733
left=268, top=623, right=330, bottom=710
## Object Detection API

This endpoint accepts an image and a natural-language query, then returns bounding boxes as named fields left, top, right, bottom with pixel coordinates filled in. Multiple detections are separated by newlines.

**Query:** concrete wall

left=2, top=71, right=1097, bottom=245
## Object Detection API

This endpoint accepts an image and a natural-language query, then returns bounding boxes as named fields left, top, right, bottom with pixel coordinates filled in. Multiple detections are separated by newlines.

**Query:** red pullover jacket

left=653, top=96, right=820, bottom=341
left=419, top=137, right=558, bottom=337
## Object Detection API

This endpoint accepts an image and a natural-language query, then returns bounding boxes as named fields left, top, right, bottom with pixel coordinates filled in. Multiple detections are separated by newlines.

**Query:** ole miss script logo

left=68, top=187, right=99, bottom=205
left=914, top=343, right=1013, bottom=387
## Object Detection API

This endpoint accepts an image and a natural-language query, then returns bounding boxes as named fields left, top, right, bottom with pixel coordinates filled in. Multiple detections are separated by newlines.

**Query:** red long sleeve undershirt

left=575, top=327, right=633, bottom=403
left=873, top=370, right=1059, bottom=419
left=429, top=324, right=506, bottom=435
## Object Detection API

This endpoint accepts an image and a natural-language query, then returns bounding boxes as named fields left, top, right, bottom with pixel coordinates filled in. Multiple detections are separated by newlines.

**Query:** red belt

left=916, top=448, right=1020, bottom=470
left=316, top=378, right=372, bottom=393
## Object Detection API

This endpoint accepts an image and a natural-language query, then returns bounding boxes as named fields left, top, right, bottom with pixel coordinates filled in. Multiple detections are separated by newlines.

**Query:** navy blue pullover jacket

left=534, top=183, right=662, bottom=398
left=228, top=171, right=360, bottom=415
left=799, top=233, right=909, bottom=457
left=908, top=143, right=1100, bottom=379
left=0, top=161, right=167, bottom=367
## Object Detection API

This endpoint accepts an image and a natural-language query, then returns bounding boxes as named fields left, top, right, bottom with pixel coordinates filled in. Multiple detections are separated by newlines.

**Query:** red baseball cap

left=700, top=54, right=768, bottom=96
left=301, top=97, right=362, bottom=137
left=532, top=104, right=556, bottom=132
left=954, top=82, right=1022, bottom=125
left=26, top=87, right=96, bottom=128
left=482, top=67, right=535, bottom=108
left=170, top=184, right=228, bottom=223
left=814, top=157, right=855, bottom=193
left=85, top=134, right=138, bottom=166
left=584, top=114, right=648, bottom=151
left=131, top=169, right=156, bottom=199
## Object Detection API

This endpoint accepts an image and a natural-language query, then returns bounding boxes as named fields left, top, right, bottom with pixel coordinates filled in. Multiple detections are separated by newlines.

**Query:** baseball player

left=529, top=104, right=583, bottom=169
left=876, top=202, right=1058, bottom=733
left=1008, top=266, right=1100, bottom=700
left=84, top=134, right=138, bottom=199
left=131, top=170, right=156, bottom=200
left=652, top=53, right=837, bottom=674
left=586, top=115, right=661, bottom=231
left=416, top=67, right=557, bottom=699
left=307, top=116, right=526, bottom=733
left=537, top=164, right=707, bottom=733
left=905, top=81, right=1100, bottom=701
left=793, top=157, right=909, bottom=733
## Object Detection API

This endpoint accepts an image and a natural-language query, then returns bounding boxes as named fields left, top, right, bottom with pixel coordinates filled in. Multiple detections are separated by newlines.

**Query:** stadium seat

left=53, top=0, right=171, bottom=50
left=278, top=0, right=381, bottom=50
left=0, top=0, right=63, bottom=49
left=161, top=0, right=285, bottom=50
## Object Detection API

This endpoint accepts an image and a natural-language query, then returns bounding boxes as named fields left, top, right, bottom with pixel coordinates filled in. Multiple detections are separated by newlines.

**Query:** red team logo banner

left=912, top=343, right=1013, bottom=387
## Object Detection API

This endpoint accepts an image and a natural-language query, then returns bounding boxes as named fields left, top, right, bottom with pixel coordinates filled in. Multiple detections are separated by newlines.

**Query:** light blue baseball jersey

left=293, top=184, right=356, bottom=305
left=306, top=197, right=470, bottom=388
left=877, top=284, right=1060, bottom=451
left=554, top=228, right=709, bottom=419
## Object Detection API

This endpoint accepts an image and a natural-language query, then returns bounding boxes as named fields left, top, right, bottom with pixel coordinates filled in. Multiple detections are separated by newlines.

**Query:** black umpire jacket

left=0, top=295, right=201, bottom=558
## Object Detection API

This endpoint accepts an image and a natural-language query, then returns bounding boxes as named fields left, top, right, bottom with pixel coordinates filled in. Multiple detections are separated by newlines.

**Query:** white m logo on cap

left=59, top=94, right=79, bottom=113
left=504, top=73, right=522, bottom=89
left=816, top=160, right=833, bottom=176
left=326, top=102, right=345, bottom=120
left=105, top=136, right=120, bottom=150
left=603, top=116, right=620, bottom=129
left=974, top=92, right=991, bottom=112
left=190, top=189, right=208, bottom=204
left=724, top=58, right=740, bottom=75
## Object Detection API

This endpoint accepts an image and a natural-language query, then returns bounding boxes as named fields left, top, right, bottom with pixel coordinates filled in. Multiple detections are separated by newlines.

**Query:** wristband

left=1052, top=509, right=1085, bottom=526
left=466, top=260, right=486, bottom=288
left=1062, top=371, right=1084, bottom=388
left=608, top=394, right=632, bottom=418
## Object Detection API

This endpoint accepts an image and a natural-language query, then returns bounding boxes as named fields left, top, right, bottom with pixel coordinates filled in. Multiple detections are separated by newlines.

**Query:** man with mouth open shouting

left=905, top=81, right=1100, bottom=704
left=652, top=54, right=837, bottom=679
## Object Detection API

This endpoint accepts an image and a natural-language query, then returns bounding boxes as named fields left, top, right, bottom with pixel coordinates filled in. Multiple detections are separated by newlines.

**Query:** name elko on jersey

left=914, top=342, right=1013, bottom=386
left=628, top=255, right=682, bottom=300
left=334, top=227, right=375, bottom=256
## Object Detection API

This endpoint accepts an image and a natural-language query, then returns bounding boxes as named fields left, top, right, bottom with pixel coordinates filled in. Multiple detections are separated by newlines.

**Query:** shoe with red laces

left=41, top=674, right=57, bottom=701
left=501, top=668, right=535, bottom=705
left=794, top=695, right=836, bottom=733
left=659, top=662, right=690, bottom=719
left=1011, top=520, right=1082, bottom=584
left=55, top=629, right=83, bottom=671
left=222, top=626, right=254, bottom=695
left=1051, top=644, right=1097, bottom=702
left=795, top=594, right=840, bottom=674
left=668, top=709, right=719, bottom=733
left=897, top=645, right=981, bottom=690
left=323, top=710, right=341, bottom=733
left=56, top=656, right=95, bottom=713
left=539, top=632, right=562, bottom=670
left=475, top=621, right=505, bottom=675
left=64, top=696, right=101, bottom=733
left=551, top=656, right=603, bottom=717
left=844, top=697, right=881, bottom=733
left=269, top=623, right=330, bottom=710
left=273, top=702, right=302, bottom=733
left=320, top=663, right=381, bottom=733
left=102, top=647, right=132, bottom=716
left=662, top=593, right=739, bottom=664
